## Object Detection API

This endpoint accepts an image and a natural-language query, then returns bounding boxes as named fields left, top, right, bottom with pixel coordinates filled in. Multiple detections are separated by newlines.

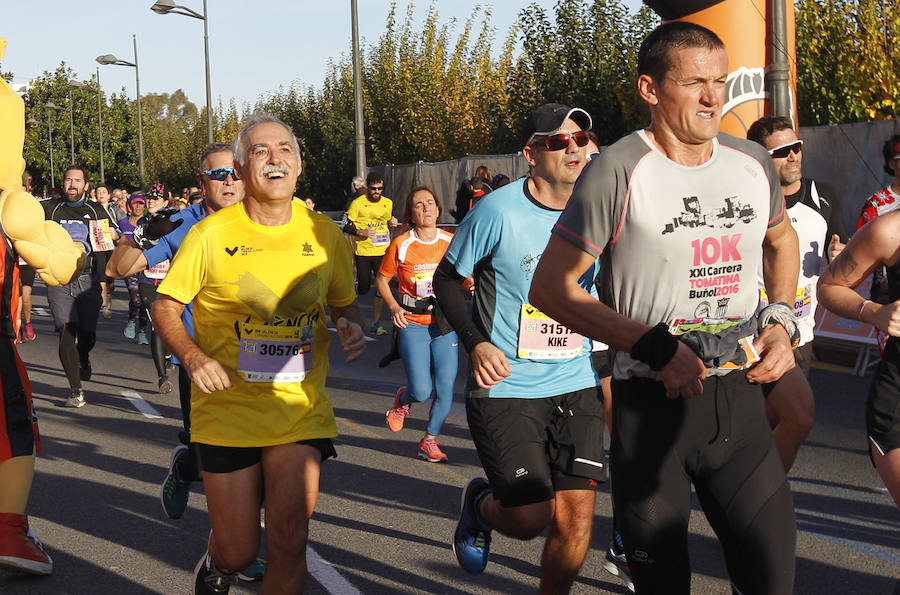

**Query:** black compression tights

left=59, top=323, right=95, bottom=390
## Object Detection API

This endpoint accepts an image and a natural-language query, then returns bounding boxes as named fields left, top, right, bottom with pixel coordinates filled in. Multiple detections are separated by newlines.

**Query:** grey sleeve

left=553, top=143, right=633, bottom=257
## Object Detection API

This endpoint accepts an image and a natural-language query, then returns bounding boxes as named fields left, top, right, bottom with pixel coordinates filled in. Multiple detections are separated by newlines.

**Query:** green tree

left=796, top=0, right=899, bottom=124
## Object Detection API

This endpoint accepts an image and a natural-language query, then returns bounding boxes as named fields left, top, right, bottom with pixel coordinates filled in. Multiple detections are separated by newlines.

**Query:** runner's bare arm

left=105, top=239, right=149, bottom=278
left=750, top=217, right=802, bottom=383
left=818, top=212, right=900, bottom=336
left=330, top=301, right=366, bottom=362
left=375, top=273, right=407, bottom=329
left=153, top=295, right=232, bottom=393
left=532, top=235, right=706, bottom=399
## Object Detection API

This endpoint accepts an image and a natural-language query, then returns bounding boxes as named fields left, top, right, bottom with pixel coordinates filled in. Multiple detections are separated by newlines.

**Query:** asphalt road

left=1, top=284, right=898, bottom=594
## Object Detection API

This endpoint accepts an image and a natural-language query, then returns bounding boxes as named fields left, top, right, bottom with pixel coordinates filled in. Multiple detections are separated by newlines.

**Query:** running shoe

left=0, top=514, right=53, bottom=575
left=138, top=330, right=150, bottom=345
left=65, top=388, right=86, bottom=408
left=24, top=322, right=36, bottom=341
left=161, top=445, right=192, bottom=520
left=418, top=438, right=448, bottom=463
left=193, top=550, right=231, bottom=594
left=602, top=534, right=635, bottom=593
left=102, top=306, right=112, bottom=320
left=124, top=320, right=136, bottom=339
left=236, top=557, right=266, bottom=582
left=452, top=477, right=493, bottom=574
left=159, top=376, right=174, bottom=394
left=386, top=387, right=411, bottom=432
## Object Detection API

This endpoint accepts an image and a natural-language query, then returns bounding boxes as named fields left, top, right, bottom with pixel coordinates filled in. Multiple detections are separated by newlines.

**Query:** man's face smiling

left=650, top=46, right=728, bottom=146
left=238, top=122, right=301, bottom=201
left=763, top=128, right=803, bottom=189
left=199, top=150, right=244, bottom=212
left=63, top=169, right=87, bottom=202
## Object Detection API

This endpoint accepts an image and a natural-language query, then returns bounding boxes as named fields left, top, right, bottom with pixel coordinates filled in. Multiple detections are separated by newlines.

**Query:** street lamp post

left=44, top=101, right=63, bottom=189
left=97, top=35, right=145, bottom=188
left=351, top=0, right=367, bottom=179
left=151, top=0, right=214, bottom=143
left=66, top=80, right=81, bottom=165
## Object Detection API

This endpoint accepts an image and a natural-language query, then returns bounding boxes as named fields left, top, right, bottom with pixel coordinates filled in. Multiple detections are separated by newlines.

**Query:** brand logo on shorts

left=225, top=246, right=238, bottom=256
left=514, top=467, right=528, bottom=478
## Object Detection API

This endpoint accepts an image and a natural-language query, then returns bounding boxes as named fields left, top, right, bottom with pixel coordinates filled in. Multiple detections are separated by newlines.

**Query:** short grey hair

left=199, top=142, right=233, bottom=172
left=351, top=176, right=365, bottom=192
left=232, top=113, right=301, bottom=168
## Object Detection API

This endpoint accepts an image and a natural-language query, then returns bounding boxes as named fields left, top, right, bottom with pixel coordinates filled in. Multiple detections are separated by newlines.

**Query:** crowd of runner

left=2, top=21, right=900, bottom=595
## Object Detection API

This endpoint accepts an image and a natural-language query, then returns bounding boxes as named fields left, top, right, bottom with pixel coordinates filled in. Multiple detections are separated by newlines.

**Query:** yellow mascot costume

left=0, top=37, right=85, bottom=577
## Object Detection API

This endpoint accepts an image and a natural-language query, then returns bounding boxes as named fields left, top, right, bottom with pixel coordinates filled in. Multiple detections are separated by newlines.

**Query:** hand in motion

left=657, top=342, right=707, bottom=399
left=390, top=306, right=408, bottom=329
left=184, top=351, right=232, bottom=394
left=470, top=342, right=511, bottom=389
left=869, top=300, right=900, bottom=337
left=337, top=317, right=366, bottom=362
left=746, top=323, right=795, bottom=384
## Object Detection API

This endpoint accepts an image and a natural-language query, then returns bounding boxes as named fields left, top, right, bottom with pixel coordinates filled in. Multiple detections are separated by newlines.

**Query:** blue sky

left=2, top=1, right=643, bottom=110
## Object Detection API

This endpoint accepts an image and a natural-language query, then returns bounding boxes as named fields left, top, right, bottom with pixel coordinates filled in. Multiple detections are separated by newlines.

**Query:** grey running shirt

left=554, top=130, right=784, bottom=379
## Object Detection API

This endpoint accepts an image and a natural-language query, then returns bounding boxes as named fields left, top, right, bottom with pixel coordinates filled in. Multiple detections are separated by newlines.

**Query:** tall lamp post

left=44, top=101, right=63, bottom=188
left=97, top=35, right=145, bottom=188
left=66, top=80, right=81, bottom=165
left=150, top=0, right=214, bottom=143
left=351, top=0, right=367, bottom=179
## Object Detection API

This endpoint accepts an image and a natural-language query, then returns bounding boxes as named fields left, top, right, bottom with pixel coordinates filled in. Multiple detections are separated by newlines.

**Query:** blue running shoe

left=236, top=557, right=266, bottom=582
left=452, top=477, right=492, bottom=574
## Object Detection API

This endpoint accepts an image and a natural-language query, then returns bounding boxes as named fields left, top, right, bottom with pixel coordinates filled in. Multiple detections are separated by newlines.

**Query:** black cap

left=522, top=103, right=592, bottom=147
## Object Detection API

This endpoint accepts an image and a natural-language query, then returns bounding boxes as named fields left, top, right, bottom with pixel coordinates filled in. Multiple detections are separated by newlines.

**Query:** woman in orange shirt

left=376, top=186, right=458, bottom=462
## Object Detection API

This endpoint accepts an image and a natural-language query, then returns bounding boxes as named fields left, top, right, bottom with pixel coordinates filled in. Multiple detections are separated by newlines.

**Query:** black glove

left=144, top=207, right=184, bottom=240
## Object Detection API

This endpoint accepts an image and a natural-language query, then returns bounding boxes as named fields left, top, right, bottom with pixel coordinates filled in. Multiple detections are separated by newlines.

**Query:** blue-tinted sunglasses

left=200, top=167, right=238, bottom=181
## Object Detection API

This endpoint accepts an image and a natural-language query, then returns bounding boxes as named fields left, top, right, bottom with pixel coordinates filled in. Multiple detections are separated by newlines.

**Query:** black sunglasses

left=533, top=130, right=590, bottom=151
left=201, top=167, right=238, bottom=181
left=767, top=140, right=803, bottom=159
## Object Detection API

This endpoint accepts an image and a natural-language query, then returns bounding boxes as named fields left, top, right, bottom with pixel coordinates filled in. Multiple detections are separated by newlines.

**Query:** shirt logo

left=302, top=242, right=314, bottom=256
left=514, top=467, right=528, bottom=478
left=225, top=246, right=238, bottom=256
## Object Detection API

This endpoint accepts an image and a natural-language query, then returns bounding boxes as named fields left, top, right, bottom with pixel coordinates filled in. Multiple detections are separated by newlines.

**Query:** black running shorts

left=867, top=337, right=900, bottom=459
left=761, top=342, right=812, bottom=397
left=354, top=254, right=382, bottom=297
left=465, top=387, right=606, bottom=508
left=196, top=439, right=337, bottom=474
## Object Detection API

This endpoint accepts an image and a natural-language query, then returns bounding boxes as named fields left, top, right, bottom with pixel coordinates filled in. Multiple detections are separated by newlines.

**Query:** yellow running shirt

left=345, top=194, right=394, bottom=256
left=157, top=201, right=356, bottom=447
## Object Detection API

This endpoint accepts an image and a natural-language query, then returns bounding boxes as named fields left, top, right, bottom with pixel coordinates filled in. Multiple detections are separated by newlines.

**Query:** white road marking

left=120, top=390, right=163, bottom=419
left=307, top=545, right=362, bottom=595
left=31, top=306, right=51, bottom=317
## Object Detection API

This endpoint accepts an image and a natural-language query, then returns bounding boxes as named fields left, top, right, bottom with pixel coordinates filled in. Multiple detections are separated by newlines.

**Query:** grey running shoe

left=124, top=320, right=136, bottom=339
left=192, top=551, right=231, bottom=594
left=65, top=389, right=86, bottom=408
left=602, top=536, right=635, bottom=593
left=161, top=446, right=192, bottom=520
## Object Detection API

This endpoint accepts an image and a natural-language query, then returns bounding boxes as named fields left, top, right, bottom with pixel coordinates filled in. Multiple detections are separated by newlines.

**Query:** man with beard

left=43, top=165, right=118, bottom=408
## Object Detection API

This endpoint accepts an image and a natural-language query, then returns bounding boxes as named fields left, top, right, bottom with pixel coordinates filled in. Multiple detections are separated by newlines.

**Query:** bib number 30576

left=237, top=323, right=312, bottom=383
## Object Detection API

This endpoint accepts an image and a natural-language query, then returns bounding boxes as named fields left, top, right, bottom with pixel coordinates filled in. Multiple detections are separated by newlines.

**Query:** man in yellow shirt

left=344, top=171, right=398, bottom=335
left=153, top=113, right=366, bottom=594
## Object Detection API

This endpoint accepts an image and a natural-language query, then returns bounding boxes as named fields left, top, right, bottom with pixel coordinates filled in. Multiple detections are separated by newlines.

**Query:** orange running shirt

left=379, top=228, right=453, bottom=326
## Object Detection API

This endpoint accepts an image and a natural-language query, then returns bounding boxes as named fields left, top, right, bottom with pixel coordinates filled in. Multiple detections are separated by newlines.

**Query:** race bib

left=89, top=219, right=116, bottom=252
left=760, top=285, right=812, bottom=319
left=371, top=231, right=390, bottom=247
left=517, top=304, right=583, bottom=360
left=144, top=260, right=170, bottom=280
left=237, top=322, right=312, bottom=383
left=414, top=271, right=434, bottom=298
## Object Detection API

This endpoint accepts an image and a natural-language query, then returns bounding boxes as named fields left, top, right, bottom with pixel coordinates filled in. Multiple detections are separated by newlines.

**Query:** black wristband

left=631, top=322, right=679, bottom=372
